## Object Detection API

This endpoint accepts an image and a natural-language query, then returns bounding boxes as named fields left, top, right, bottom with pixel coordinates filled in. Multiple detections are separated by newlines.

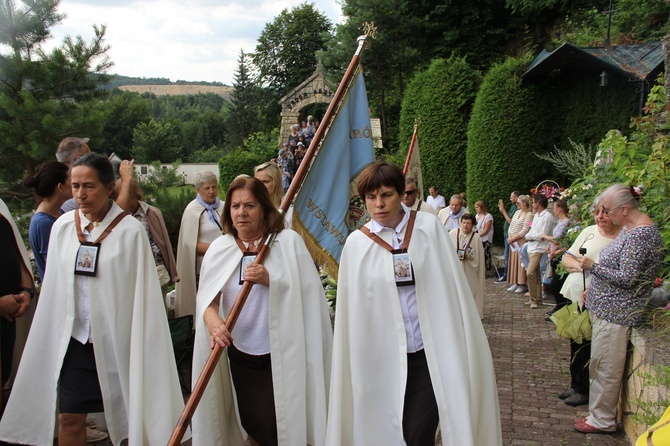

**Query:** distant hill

left=118, top=84, right=233, bottom=100
left=102, top=74, right=233, bottom=99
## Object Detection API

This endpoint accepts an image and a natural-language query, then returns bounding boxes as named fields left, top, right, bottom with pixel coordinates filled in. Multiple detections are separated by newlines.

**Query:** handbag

left=549, top=302, right=592, bottom=343
left=156, top=263, right=171, bottom=287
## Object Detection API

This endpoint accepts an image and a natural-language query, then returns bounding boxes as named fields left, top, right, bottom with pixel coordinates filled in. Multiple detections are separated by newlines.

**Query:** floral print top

left=586, top=225, right=663, bottom=326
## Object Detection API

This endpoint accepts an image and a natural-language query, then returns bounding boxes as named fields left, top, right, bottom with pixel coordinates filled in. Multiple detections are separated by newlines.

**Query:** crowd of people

left=0, top=127, right=665, bottom=444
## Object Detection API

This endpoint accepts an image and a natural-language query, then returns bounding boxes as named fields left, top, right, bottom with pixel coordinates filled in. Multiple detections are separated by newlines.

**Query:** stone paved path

left=68, top=275, right=632, bottom=446
left=484, top=275, right=629, bottom=446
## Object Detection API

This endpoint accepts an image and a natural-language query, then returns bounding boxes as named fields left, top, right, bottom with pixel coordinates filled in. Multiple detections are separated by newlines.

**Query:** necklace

left=239, top=236, right=263, bottom=251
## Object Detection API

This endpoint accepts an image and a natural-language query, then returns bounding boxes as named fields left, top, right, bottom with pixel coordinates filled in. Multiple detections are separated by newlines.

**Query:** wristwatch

left=19, top=287, right=35, bottom=299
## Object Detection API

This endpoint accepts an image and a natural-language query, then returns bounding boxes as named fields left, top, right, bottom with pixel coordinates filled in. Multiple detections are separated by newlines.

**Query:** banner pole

left=403, top=121, right=420, bottom=176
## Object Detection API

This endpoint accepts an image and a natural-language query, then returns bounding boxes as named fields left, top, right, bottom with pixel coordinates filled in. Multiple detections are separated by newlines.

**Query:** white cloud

left=46, top=0, right=343, bottom=84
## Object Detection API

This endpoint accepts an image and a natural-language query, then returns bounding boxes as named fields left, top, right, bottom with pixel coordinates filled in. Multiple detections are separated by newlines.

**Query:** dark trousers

left=547, top=265, right=569, bottom=310
left=0, top=320, right=16, bottom=384
left=570, top=339, right=591, bottom=395
left=228, top=343, right=277, bottom=446
left=501, top=235, right=510, bottom=279
left=403, top=349, right=439, bottom=446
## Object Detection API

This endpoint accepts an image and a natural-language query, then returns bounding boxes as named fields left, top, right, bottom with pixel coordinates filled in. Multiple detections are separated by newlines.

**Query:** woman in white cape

left=175, top=170, right=223, bottom=317
left=449, top=213, right=485, bottom=319
left=326, top=161, right=501, bottom=446
left=0, top=154, right=185, bottom=445
left=191, top=176, right=332, bottom=446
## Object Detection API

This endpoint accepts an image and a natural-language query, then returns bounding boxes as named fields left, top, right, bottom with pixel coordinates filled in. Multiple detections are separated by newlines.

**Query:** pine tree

left=0, top=0, right=112, bottom=180
left=225, top=50, right=260, bottom=149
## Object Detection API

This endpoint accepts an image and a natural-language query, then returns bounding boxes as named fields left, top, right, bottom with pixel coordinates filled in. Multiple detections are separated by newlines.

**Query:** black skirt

left=59, top=337, right=104, bottom=414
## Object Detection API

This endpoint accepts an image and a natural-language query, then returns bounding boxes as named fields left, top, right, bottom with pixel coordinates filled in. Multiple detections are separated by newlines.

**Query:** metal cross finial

left=602, top=0, right=618, bottom=47
left=360, top=22, right=378, bottom=40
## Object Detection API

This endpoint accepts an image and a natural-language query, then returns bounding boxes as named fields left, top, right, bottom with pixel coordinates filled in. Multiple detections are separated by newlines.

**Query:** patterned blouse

left=586, top=225, right=663, bottom=326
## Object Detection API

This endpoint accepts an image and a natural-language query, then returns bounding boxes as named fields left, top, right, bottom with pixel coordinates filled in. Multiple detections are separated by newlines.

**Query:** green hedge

left=218, top=150, right=266, bottom=193
left=466, top=55, right=553, bottom=243
left=399, top=56, right=481, bottom=198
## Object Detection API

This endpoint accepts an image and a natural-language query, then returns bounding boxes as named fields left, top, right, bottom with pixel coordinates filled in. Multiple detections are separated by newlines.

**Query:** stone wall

left=622, top=328, right=670, bottom=443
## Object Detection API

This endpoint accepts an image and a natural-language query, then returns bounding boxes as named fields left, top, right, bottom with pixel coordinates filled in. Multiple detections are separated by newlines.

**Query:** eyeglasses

left=602, top=206, right=621, bottom=215
left=403, top=190, right=417, bottom=196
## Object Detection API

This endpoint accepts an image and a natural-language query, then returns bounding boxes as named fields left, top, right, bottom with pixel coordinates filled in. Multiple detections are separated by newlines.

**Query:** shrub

left=218, top=150, right=266, bottom=192
left=399, top=56, right=481, bottom=198
left=466, top=55, right=553, bottom=243
left=561, top=77, right=670, bottom=276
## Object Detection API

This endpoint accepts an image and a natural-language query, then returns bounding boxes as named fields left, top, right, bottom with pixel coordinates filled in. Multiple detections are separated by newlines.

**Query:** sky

left=47, top=0, right=344, bottom=85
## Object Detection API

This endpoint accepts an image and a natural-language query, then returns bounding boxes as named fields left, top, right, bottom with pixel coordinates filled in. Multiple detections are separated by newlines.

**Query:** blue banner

left=293, top=68, right=376, bottom=277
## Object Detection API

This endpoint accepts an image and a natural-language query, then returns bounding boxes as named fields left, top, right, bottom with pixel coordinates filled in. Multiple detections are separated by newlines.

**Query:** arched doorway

left=277, top=63, right=337, bottom=147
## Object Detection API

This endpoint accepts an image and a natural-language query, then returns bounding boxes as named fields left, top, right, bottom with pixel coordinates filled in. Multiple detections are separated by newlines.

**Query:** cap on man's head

left=278, top=149, right=286, bottom=155
left=297, top=142, right=304, bottom=146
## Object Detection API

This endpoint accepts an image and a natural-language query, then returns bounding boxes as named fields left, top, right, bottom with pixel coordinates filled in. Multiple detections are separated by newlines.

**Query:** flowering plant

left=530, top=180, right=564, bottom=203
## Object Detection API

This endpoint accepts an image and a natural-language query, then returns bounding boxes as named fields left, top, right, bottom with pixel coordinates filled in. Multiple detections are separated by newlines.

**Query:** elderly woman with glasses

left=555, top=195, right=622, bottom=409
left=573, top=184, right=662, bottom=434
left=175, top=171, right=224, bottom=317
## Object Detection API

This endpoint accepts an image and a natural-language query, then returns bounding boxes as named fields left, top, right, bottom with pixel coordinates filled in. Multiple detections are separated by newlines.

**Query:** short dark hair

left=357, top=161, right=404, bottom=199
left=461, top=212, right=476, bottom=224
left=511, top=190, right=521, bottom=197
left=23, top=161, right=69, bottom=199
left=72, top=153, right=115, bottom=186
left=222, top=176, right=285, bottom=236
left=532, top=193, right=548, bottom=208
left=553, top=199, right=568, bottom=215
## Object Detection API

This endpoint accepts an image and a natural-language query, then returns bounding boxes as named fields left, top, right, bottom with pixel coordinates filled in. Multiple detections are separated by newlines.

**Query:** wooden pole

left=402, top=122, right=419, bottom=176
left=167, top=34, right=371, bottom=446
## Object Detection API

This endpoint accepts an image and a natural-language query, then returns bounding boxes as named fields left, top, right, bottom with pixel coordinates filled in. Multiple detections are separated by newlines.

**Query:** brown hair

left=475, top=200, right=488, bottom=213
left=222, top=176, right=285, bottom=236
left=461, top=212, right=477, bottom=224
left=23, top=161, right=69, bottom=199
left=357, top=161, right=404, bottom=199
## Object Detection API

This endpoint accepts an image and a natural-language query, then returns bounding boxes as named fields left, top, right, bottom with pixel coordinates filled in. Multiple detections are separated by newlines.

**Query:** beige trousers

left=526, top=253, right=544, bottom=304
left=586, top=313, right=630, bottom=431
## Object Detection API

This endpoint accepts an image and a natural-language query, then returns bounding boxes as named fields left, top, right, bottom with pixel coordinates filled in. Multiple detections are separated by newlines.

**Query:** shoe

left=573, top=419, right=614, bottom=434
left=514, top=285, right=527, bottom=293
left=558, top=388, right=576, bottom=400
left=86, top=427, right=109, bottom=443
left=523, top=300, right=532, bottom=306
left=507, top=284, right=518, bottom=292
left=565, top=392, right=589, bottom=406
left=524, top=292, right=530, bottom=297
left=495, top=277, right=507, bottom=283
left=530, top=303, right=539, bottom=309
left=86, top=417, right=96, bottom=428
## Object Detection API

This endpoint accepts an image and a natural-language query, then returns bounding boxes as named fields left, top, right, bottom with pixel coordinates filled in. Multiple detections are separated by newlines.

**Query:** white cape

left=191, top=230, right=332, bottom=446
left=0, top=203, right=186, bottom=446
left=326, top=212, right=502, bottom=446
left=175, top=198, right=223, bottom=317
left=449, top=228, right=486, bottom=319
